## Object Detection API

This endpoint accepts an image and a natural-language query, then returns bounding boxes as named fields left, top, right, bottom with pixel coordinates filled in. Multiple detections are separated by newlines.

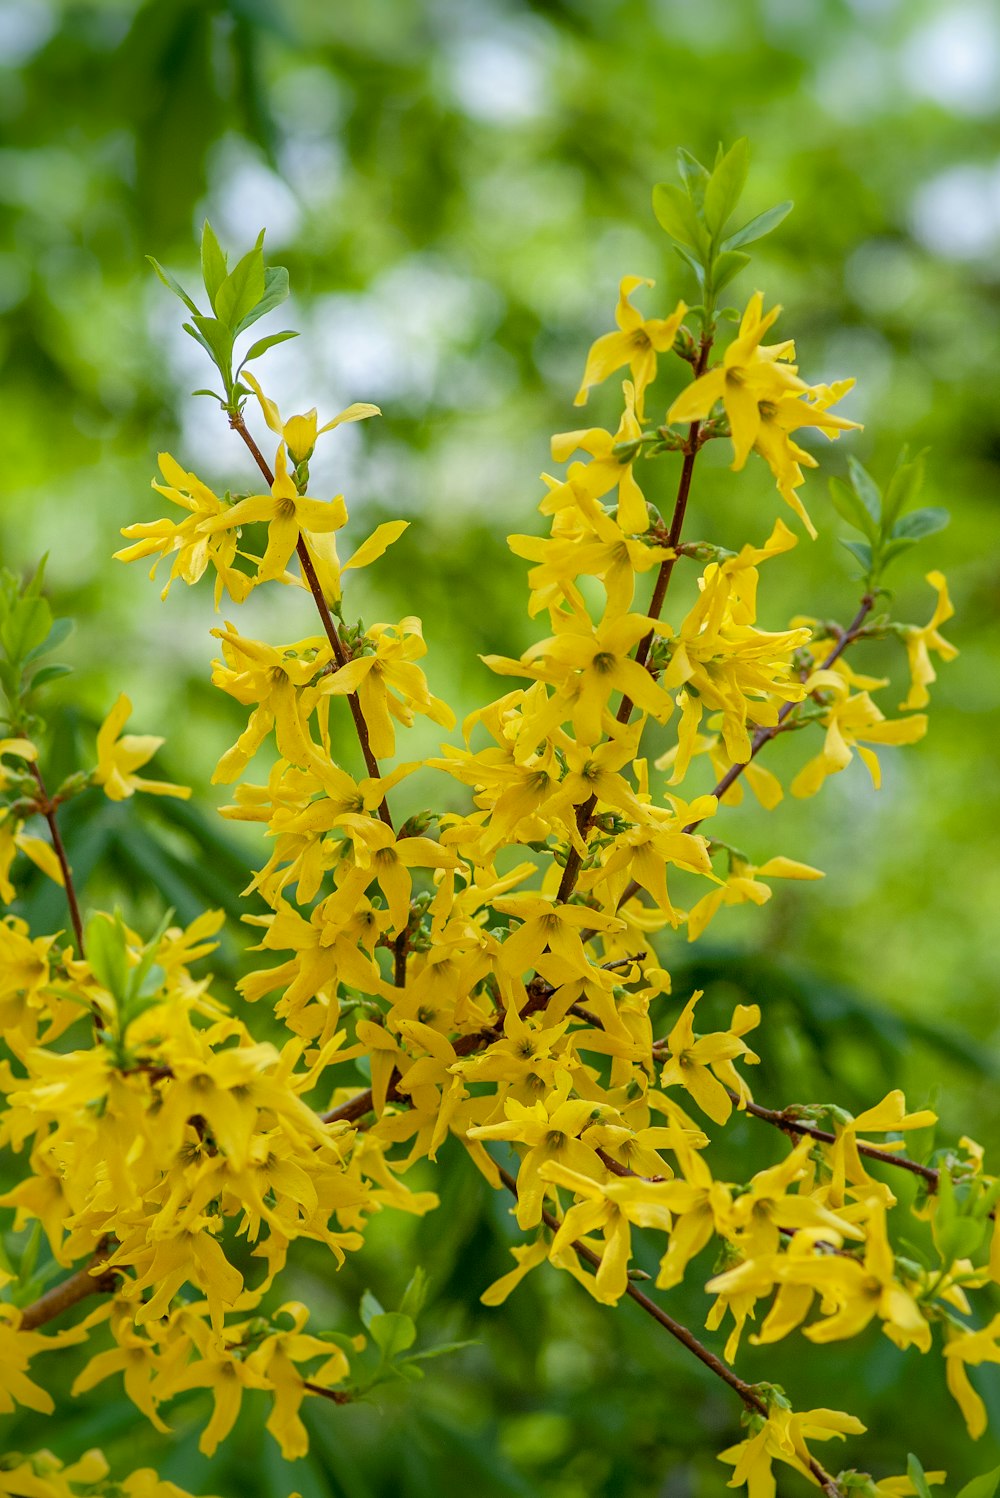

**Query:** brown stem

left=304, top=1379, right=352, bottom=1405
left=29, top=762, right=85, bottom=957
left=684, top=593, right=876, bottom=834
left=555, top=335, right=713, bottom=905
left=731, top=1090, right=939, bottom=1187
left=229, top=413, right=393, bottom=829
left=496, top=1164, right=764, bottom=1409
left=496, top=1165, right=842, bottom=1493
left=18, top=1249, right=116, bottom=1331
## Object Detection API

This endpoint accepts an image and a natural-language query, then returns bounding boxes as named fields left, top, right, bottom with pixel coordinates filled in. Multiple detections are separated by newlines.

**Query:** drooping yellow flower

left=574, top=277, right=686, bottom=419
left=243, top=370, right=380, bottom=463
left=899, top=571, right=958, bottom=710
left=93, top=694, right=191, bottom=802
left=791, top=674, right=927, bottom=798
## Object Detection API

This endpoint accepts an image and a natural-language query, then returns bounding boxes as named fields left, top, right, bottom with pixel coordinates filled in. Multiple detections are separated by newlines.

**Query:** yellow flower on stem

left=243, top=369, right=380, bottom=464
left=720, top=1401, right=865, bottom=1497
left=790, top=675, right=927, bottom=798
left=93, top=695, right=191, bottom=802
left=668, top=292, right=803, bottom=465
left=200, top=446, right=347, bottom=584
left=687, top=855, right=824, bottom=944
left=657, top=990, right=760, bottom=1124
left=752, top=382, right=860, bottom=538
left=115, top=452, right=254, bottom=606
left=574, top=277, right=686, bottom=420
left=899, top=570, right=958, bottom=710
left=317, top=616, right=455, bottom=760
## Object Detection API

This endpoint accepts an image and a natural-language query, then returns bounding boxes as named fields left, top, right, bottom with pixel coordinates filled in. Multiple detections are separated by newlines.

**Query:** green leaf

left=368, top=1311, right=417, bottom=1359
left=359, top=1288, right=384, bottom=1331
left=85, top=911, right=130, bottom=1003
left=906, top=1455, right=934, bottom=1498
left=704, top=138, right=749, bottom=237
left=215, top=243, right=266, bottom=329
left=676, top=147, right=710, bottom=207
left=25, top=663, right=72, bottom=691
left=237, top=329, right=299, bottom=369
left=1, top=597, right=52, bottom=664
left=846, top=457, right=882, bottom=526
left=879, top=536, right=919, bottom=568
left=652, top=182, right=707, bottom=254
left=147, top=256, right=201, bottom=317
left=672, top=243, right=706, bottom=289
left=233, top=264, right=291, bottom=336
left=24, top=616, right=73, bottom=664
left=891, top=507, right=950, bottom=542
left=721, top=200, right=793, bottom=252
left=189, top=315, right=235, bottom=382
left=398, top=1266, right=429, bottom=1321
left=401, top=1339, right=478, bottom=1364
left=882, top=448, right=926, bottom=529
left=711, top=249, right=751, bottom=294
left=840, top=538, right=873, bottom=573
left=829, top=477, right=879, bottom=542
left=957, top=1463, right=1000, bottom=1498
left=200, top=220, right=228, bottom=311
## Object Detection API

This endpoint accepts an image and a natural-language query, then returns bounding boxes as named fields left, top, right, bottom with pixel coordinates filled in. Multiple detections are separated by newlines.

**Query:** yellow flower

left=791, top=674, right=927, bottom=798
left=243, top=369, right=380, bottom=463
left=318, top=615, right=455, bottom=759
left=115, top=452, right=254, bottom=606
left=93, top=694, right=191, bottom=802
left=899, top=571, right=958, bottom=710
left=574, top=277, right=686, bottom=419
left=720, top=1401, right=865, bottom=1496
left=668, top=292, right=802, bottom=464
left=687, top=855, right=824, bottom=944
left=657, top=990, right=760, bottom=1123
left=199, top=446, right=347, bottom=583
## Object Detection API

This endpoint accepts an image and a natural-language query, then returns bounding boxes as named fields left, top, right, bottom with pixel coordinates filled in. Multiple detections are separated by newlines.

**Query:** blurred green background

left=2, top=0, right=1000, bottom=1491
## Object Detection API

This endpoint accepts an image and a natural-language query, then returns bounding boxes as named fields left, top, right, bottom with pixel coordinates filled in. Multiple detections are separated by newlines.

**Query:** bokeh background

left=2, top=0, right=1000, bottom=1491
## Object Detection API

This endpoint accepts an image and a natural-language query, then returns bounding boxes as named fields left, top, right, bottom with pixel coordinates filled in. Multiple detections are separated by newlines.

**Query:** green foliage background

left=2, top=0, right=999, bottom=1491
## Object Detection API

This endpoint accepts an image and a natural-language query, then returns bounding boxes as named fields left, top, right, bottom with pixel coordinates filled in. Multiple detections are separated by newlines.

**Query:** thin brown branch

left=29, top=762, right=85, bottom=957
left=18, top=1248, right=116, bottom=1331
left=229, top=412, right=393, bottom=829
left=556, top=334, right=713, bottom=904
left=304, top=1379, right=353, bottom=1405
left=495, top=1164, right=842, bottom=1493
left=731, top=1090, right=939, bottom=1187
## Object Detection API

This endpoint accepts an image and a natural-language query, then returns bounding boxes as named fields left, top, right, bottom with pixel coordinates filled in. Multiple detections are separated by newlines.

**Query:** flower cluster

left=0, top=152, right=983, bottom=1497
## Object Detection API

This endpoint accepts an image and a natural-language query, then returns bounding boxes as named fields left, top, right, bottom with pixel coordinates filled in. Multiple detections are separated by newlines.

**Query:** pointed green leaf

left=829, top=477, right=879, bottom=542
left=233, top=265, right=291, bottom=336
left=147, top=257, right=201, bottom=316
left=711, top=249, right=751, bottom=294
left=1, top=597, right=51, bottom=664
left=25, top=663, right=72, bottom=691
left=676, top=147, right=710, bottom=207
left=881, top=448, right=924, bottom=529
left=906, top=1455, right=934, bottom=1498
left=721, top=200, right=793, bottom=252
left=237, top=329, right=299, bottom=370
left=704, top=138, right=749, bottom=237
left=215, top=245, right=266, bottom=330
left=652, top=182, right=707, bottom=254
left=891, top=507, right=949, bottom=542
left=200, top=221, right=228, bottom=310
left=190, top=315, right=234, bottom=381
left=24, top=616, right=73, bottom=664
left=840, top=538, right=873, bottom=573
left=368, top=1311, right=416, bottom=1359
left=846, top=457, right=883, bottom=525
left=957, top=1464, right=1000, bottom=1498
left=359, top=1288, right=384, bottom=1331
left=673, top=243, right=706, bottom=288
left=398, top=1266, right=429, bottom=1321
